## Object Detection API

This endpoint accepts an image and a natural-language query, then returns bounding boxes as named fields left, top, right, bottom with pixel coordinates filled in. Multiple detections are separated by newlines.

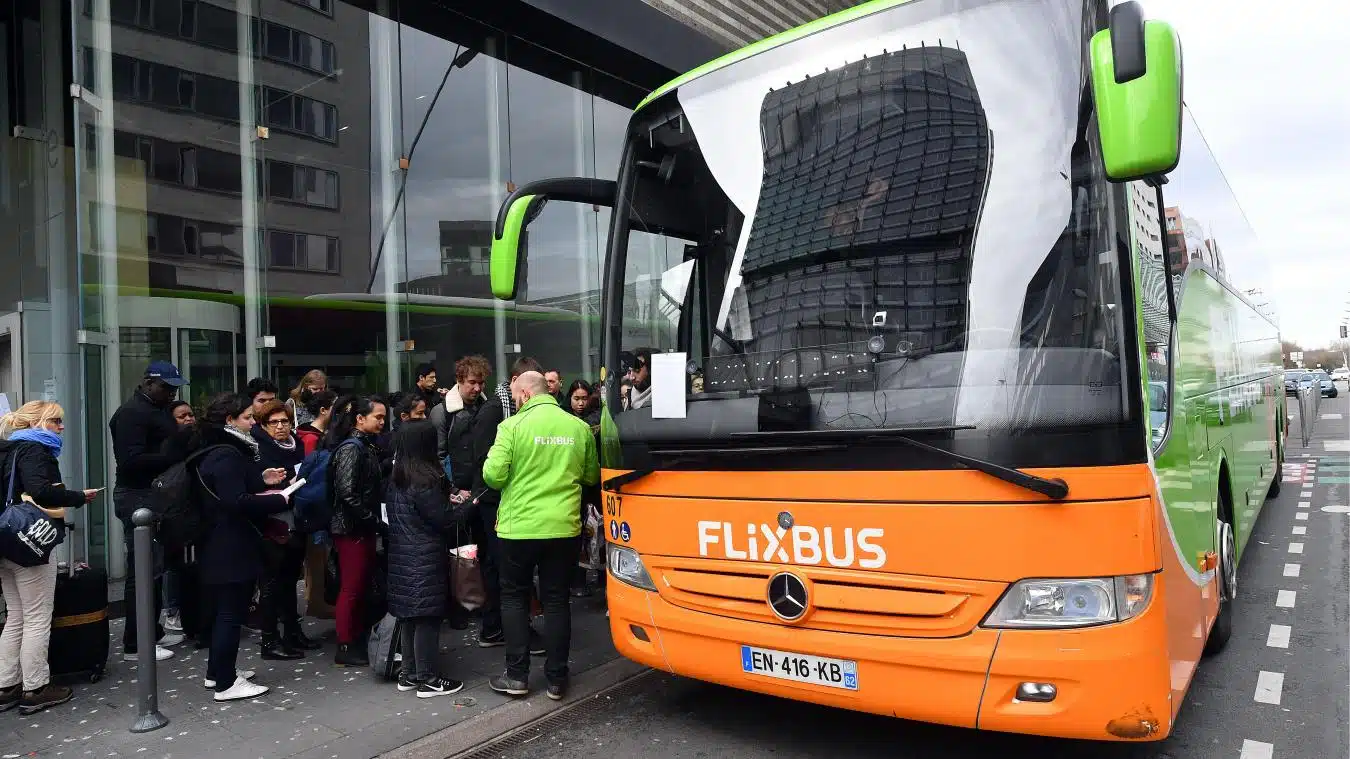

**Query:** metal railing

left=1297, top=385, right=1321, bottom=448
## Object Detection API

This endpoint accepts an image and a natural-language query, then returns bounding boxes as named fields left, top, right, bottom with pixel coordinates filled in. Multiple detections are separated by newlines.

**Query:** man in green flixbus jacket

left=482, top=371, right=599, bottom=700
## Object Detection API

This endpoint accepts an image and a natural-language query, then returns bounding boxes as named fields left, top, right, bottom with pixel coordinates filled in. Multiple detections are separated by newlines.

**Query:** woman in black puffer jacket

left=384, top=420, right=463, bottom=697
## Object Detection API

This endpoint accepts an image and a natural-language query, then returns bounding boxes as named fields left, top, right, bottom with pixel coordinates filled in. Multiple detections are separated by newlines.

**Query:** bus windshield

left=606, top=0, right=1140, bottom=469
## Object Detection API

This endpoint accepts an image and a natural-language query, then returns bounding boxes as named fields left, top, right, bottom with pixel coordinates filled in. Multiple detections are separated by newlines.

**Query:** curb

left=381, top=656, right=650, bottom=759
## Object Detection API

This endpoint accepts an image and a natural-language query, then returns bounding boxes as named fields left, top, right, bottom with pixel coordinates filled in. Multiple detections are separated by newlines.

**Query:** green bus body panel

left=491, top=194, right=536, bottom=300
left=637, top=0, right=916, bottom=111
left=1089, top=21, right=1183, bottom=181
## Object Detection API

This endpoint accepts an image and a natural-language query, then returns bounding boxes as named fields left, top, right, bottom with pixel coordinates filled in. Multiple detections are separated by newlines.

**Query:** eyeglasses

left=265, top=419, right=292, bottom=427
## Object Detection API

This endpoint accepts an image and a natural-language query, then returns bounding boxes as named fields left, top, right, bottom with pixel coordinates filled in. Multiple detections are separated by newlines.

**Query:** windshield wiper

left=602, top=444, right=845, bottom=493
left=729, top=426, right=1070, bottom=500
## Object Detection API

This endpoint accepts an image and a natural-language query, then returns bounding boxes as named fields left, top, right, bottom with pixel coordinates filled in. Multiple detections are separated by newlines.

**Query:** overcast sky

left=1143, top=0, right=1350, bottom=348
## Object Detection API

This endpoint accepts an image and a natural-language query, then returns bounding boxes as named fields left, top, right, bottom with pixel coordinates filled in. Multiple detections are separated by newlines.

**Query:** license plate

left=740, top=645, right=859, bottom=691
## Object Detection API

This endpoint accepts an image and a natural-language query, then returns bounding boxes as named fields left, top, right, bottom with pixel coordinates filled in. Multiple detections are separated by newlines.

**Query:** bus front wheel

left=1204, top=513, right=1236, bottom=656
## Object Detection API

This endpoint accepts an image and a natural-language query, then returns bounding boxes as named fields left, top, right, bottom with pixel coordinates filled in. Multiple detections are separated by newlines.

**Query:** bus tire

left=1204, top=502, right=1236, bottom=657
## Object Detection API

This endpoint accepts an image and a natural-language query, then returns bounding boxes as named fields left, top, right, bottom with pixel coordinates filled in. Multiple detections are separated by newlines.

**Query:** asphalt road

left=470, top=388, right=1350, bottom=759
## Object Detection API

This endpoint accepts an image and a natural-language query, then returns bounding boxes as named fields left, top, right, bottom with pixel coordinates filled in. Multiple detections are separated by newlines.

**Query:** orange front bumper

left=608, top=576, right=1175, bottom=742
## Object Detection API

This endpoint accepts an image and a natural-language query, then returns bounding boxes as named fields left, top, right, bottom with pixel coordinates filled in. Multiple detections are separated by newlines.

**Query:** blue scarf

left=10, top=429, right=63, bottom=458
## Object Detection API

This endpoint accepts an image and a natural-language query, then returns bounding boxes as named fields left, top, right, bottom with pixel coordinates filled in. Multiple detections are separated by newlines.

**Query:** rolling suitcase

left=48, top=561, right=110, bottom=683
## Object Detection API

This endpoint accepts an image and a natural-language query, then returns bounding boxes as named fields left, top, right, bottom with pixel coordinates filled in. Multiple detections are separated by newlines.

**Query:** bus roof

left=636, top=0, right=914, bottom=112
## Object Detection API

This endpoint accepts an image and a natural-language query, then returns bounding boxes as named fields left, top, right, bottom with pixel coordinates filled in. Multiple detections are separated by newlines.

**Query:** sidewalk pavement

left=5, top=596, right=620, bottom=758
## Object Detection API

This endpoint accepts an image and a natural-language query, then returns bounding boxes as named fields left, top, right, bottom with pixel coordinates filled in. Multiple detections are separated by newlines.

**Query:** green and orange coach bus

left=490, top=0, right=1284, bottom=741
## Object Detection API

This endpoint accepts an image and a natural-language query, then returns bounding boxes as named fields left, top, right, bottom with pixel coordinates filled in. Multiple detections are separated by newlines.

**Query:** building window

left=259, top=86, right=337, bottom=141
left=266, top=160, right=339, bottom=209
left=102, top=53, right=336, bottom=142
left=282, top=0, right=333, bottom=16
left=93, top=2, right=337, bottom=76
left=268, top=230, right=339, bottom=272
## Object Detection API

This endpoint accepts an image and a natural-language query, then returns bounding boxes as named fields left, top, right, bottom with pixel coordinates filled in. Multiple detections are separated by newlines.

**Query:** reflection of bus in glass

left=490, top=0, right=1283, bottom=742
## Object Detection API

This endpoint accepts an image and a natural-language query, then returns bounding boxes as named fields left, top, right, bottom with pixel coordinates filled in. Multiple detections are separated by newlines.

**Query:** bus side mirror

left=490, top=195, right=546, bottom=300
left=1089, top=1, right=1182, bottom=182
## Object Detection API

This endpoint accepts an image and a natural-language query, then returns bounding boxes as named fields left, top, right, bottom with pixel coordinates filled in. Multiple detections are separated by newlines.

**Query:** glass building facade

left=0, top=0, right=732, bottom=579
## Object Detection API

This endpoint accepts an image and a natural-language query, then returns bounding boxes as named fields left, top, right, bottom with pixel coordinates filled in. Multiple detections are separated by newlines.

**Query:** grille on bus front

left=647, top=556, right=1006, bottom=637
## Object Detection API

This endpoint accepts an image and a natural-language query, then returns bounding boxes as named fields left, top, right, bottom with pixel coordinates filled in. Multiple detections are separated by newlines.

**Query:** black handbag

left=0, top=454, right=63, bottom=567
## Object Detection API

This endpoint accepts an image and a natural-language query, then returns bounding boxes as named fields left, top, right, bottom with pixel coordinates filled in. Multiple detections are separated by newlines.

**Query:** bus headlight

left=608, top=544, right=657, bottom=591
left=983, top=574, right=1154, bottom=629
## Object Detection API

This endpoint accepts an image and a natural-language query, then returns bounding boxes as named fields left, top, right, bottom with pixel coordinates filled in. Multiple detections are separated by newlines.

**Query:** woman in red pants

left=324, top=395, right=388, bottom=666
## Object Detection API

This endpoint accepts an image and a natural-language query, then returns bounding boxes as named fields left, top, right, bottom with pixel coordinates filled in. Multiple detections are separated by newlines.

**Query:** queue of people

left=0, top=350, right=608, bottom=713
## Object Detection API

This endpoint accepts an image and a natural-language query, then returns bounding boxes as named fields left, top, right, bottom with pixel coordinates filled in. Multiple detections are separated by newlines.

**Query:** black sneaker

left=528, top=630, right=546, bottom=657
left=261, top=641, right=305, bottom=661
left=417, top=677, right=465, bottom=699
left=477, top=630, right=505, bottom=648
left=488, top=675, right=529, bottom=697
left=19, top=684, right=73, bottom=715
left=334, top=644, right=370, bottom=668
left=0, top=685, right=19, bottom=713
left=396, top=672, right=420, bottom=693
left=546, top=682, right=567, bottom=701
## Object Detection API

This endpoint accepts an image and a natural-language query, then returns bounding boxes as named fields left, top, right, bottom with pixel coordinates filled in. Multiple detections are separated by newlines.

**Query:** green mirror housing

left=490, top=194, right=543, bottom=300
left=490, top=177, right=619, bottom=301
left=1089, top=1, right=1183, bottom=182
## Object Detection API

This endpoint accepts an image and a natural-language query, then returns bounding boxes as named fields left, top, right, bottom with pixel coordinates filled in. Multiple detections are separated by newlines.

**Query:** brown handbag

left=450, top=524, right=486, bottom=611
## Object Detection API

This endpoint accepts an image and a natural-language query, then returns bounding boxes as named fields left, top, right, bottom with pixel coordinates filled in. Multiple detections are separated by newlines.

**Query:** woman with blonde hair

left=0, top=401, right=98, bottom=715
left=286, top=370, right=328, bottom=427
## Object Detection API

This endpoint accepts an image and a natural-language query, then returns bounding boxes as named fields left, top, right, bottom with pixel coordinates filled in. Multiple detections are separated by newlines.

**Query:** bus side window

left=1131, top=180, right=1173, bottom=449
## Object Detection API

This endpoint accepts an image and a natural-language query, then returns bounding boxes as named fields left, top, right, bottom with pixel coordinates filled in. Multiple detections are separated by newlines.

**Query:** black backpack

left=149, top=444, right=230, bottom=547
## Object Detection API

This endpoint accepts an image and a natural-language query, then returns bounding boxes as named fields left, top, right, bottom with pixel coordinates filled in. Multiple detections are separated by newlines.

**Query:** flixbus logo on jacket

left=696, top=521, right=886, bottom=569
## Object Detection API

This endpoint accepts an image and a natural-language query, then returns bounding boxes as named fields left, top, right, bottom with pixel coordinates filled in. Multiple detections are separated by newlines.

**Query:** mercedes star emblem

left=777, top=511, right=794, bottom=530
left=767, top=572, right=809, bottom=622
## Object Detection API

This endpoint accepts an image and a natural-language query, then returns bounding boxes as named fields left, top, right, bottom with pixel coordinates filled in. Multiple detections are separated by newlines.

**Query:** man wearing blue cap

left=108, top=361, right=188, bottom=662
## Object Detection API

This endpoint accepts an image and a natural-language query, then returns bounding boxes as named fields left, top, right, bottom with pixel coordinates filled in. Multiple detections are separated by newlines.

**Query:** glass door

left=178, top=329, right=237, bottom=410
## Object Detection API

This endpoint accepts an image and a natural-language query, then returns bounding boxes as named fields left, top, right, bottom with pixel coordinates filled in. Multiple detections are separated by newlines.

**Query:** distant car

left=1333, top=367, right=1350, bottom=382
left=1285, top=373, right=1299, bottom=395
left=1312, top=371, right=1338, bottom=398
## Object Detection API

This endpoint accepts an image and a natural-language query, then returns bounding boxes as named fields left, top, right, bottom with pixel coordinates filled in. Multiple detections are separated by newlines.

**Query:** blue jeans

left=206, top=581, right=253, bottom=691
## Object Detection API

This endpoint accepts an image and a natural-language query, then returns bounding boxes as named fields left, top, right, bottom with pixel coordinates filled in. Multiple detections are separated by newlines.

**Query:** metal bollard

left=129, top=508, right=169, bottom=734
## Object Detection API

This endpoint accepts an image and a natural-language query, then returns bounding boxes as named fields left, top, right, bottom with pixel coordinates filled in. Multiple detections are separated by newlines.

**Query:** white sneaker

left=164, top=613, right=183, bottom=633
left=158, top=632, right=185, bottom=647
left=213, top=676, right=269, bottom=702
left=123, top=645, right=174, bottom=662
left=204, top=670, right=256, bottom=689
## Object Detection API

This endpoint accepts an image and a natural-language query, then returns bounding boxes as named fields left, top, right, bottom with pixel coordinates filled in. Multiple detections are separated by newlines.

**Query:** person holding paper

left=190, top=393, right=290, bottom=702
left=251, top=400, right=319, bottom=660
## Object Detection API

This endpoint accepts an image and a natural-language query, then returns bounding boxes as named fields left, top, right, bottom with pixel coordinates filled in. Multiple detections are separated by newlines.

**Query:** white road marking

left=1325, top=440, right=1350, bottom=452
left=1292, top=526, right=1307, bottom=535
left=1284, top=563, right=1301, bottom=577
left=1267, top=624, right=1291, bottom=649
left=1296, top=512, right=1309, bottom=521
left=1240, top=739, right=1274, bottom=759
left=1254, top=671, right=1284, bottom=705
left=1301, top=491, right=1313, bottom=498
left=1322, top=505, right=1350, bottom=514
left=1288, top=542, right=1304, bottom=554
left=1276, top=590, right=1297, bottom=608
left=1322, top=413, right=1343, bottom=420
left=1298, top=501, right=1311, bottom=508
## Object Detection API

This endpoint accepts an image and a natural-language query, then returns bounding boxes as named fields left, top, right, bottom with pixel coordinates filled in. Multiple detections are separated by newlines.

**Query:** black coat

left=431, top=392, right=486, bottom=491
left=0, top=440, right=87, bottom=511
left=330, top=433, right=383, bottom=537
left=385, top=480, right=455, bottom=618
left=193, top=425, right=288, bottom=586
left=469, top=398, right=507, bottom=508
left=251, top=425, right=305, bottom=475
left=109, top=391, right=180, bottom=490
